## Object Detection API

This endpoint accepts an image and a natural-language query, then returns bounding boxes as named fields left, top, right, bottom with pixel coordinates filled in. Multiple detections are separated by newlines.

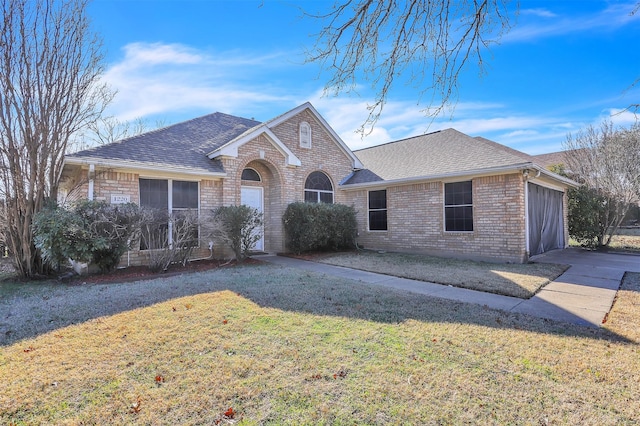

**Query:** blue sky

left=88, top=0, right=639, bottom=154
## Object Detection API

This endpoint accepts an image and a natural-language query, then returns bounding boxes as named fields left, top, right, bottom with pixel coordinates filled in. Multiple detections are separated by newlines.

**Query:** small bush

left=204, top=205, right=263, bottom=262
left=32, top=201, right=141, bottom=273
left=283, top=202, right=357, bottom=254
left=74, top=200, right=142, bottom=272
left=32, top=205, right=93, bottom=270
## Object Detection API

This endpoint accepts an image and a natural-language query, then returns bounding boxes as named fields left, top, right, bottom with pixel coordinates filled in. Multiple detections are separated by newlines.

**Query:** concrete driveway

left=518, top=248, right=640, bottom=326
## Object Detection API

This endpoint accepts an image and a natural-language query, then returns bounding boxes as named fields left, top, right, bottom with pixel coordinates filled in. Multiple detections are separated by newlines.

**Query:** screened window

left=304, top=171, right=333, bottom=203
left=368, top=190, right=387, bottom=231
left=241, top=168, right=261, bottom=182
left=139, top=178, right=199, bottom=249
left=139, top=179, right=168, bottom=209
left=444, top=181, right=473, bottom=232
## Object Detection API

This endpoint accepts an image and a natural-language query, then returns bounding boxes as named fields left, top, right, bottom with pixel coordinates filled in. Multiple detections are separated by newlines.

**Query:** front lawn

left=315, top=250, right=568, bottom=298
left=1, top=263, right=638, bottom=424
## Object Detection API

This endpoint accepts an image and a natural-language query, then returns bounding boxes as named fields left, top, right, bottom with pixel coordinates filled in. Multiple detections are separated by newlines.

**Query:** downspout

left=88, top=164, right=95, bottom=201
left=523, top=170, right=530, bottom=259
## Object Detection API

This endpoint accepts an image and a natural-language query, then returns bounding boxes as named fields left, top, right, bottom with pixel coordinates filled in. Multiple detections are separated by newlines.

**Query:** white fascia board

left=339, top=163, right=561, bottom=191
left=530, top=164, right=579, bottom=188
left=266, top=102, right=365, bottom=170
left=63, top=156, right=227, bottom=179
left=207, top=125, right=301, bottom=167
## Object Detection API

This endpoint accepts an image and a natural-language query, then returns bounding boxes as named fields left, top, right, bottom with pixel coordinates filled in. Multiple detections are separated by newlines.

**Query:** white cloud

left=122, top=42, right=204, bottom=66
left=307, top=92, right=583, bottom=154
left=101, top=42, right=297, bottom=121
left=603, top=108, right=640, bottom=126
left=505, top=2, right=640, bottom=43
left=520, top=8, right=557, bottom=18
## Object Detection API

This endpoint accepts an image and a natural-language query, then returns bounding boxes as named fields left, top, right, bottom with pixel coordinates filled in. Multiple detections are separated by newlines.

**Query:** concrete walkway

left=258, top=248, right=640, bottom=327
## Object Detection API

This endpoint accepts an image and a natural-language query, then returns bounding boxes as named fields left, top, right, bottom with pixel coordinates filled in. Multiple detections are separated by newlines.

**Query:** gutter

left=64, top=156, right=227, bottom=179
left=339, top=163, right=530, bottom=190
left=340, top=162, right=579, bottom=191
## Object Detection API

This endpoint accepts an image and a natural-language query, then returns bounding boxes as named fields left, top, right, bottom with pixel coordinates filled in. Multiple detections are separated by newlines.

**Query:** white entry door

left=240, top=186, right=264, bottom=251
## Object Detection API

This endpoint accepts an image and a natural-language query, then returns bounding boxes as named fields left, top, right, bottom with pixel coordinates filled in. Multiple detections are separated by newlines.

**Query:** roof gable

left=208, top=102, right=364, bottom=169
left=207, top=124, right=302, bottom=167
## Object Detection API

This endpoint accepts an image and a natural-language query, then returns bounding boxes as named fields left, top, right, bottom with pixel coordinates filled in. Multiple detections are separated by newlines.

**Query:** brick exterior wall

left=62, top=108, right=357, bottom=266
left=60, top=107, right=570, bottom=266
left=349, top=173, right=530, bottom=263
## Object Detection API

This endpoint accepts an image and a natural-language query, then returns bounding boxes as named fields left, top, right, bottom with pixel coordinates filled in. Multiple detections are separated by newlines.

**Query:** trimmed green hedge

left=283, top=202, right=357, bottom=254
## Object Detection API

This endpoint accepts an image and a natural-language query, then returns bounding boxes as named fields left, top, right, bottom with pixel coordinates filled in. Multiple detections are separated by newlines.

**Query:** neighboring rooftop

left=352, top=128, right=533, bottom=181
left=532, top=151, right=570, bottom=169
left=67, top=112, right=261, bottom=174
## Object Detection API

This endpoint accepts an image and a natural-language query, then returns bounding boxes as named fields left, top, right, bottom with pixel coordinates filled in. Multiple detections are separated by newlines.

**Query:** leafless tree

left=563, top=121, right=640, bottom=245
left=0, top=0, right=112, bottom=277
left=70, top=116, right=167, bottom=152
left=306, top=0, right=513, bottom=133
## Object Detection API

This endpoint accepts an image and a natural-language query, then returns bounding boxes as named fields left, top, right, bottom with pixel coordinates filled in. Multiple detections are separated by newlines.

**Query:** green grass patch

left=316, top=250, right=568, bottom=298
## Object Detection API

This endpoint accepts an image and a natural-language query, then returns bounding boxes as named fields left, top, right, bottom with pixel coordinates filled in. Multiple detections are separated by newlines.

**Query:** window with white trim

left=368, top=190, right=387, bottom=231
left=139, top=178, right=199, bottom=249
left=304, top=171, right=333, bottom=203
left=299, top=121, right=311, bottom=148
left=444, top=181, right=473, bottom=232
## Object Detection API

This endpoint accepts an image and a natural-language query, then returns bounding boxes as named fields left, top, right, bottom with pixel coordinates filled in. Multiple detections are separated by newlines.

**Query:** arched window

left=241, top=168, right=261, bottom=182
left=299, top=121, right=311, bottom=148
left=304, top=171, right=333, bottom=203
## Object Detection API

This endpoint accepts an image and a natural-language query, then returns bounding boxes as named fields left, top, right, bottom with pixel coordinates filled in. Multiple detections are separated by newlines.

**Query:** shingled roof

left=350, top=128, right=533, bottom=183
left=67, top=112, right=261, bottom=174
left=531, top=151, right=571, bottom=169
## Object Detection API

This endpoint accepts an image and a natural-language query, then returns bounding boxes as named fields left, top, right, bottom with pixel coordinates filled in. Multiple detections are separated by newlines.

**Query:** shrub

left=32, top=201, right=141, bottom=273
left=205, top=205, right=263, bottom=262
left=32, top=205, right=93, bottom=270
left=283, top=202, right=357, bottom=254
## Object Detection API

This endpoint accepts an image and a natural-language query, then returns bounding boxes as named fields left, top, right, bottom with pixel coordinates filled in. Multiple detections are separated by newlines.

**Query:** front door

left=240, top=186, right=264, bottom=251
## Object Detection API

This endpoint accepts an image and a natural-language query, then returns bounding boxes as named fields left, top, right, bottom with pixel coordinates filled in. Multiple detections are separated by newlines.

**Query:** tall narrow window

left=299, top=121, right=311, bottom=148
left=444, top=181, right=473, bottom=232
left=368, top=190, right=387, bottom=231
left=304, top=171, right=333, bottom=203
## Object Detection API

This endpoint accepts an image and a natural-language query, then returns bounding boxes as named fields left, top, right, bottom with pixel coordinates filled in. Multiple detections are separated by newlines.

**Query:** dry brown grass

left=608, top=234, right=640, bottom=252
left=316, top=250, right=568, bottom=298
left=1, top=264, right=639, bottom=425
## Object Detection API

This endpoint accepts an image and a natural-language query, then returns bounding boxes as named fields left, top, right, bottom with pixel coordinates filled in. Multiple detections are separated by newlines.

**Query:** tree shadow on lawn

left=0, top=262, right=633, bottom=346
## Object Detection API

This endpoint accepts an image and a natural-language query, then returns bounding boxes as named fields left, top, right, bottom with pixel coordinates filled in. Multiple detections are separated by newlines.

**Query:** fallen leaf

left=334, top=368, right=348, bottom=379
left=224, top=407, right=235, bottom=419
left=185, top=303, right=193, bottom=310
left=130, top=396, right=142, bottom=413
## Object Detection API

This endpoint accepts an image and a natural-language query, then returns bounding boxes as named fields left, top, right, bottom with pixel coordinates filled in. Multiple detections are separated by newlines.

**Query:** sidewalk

left=258, top=249, right=639, bottom=327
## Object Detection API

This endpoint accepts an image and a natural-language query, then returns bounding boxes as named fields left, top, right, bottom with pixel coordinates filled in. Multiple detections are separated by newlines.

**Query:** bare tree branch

left=305, top=0, right=513, bottom=134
